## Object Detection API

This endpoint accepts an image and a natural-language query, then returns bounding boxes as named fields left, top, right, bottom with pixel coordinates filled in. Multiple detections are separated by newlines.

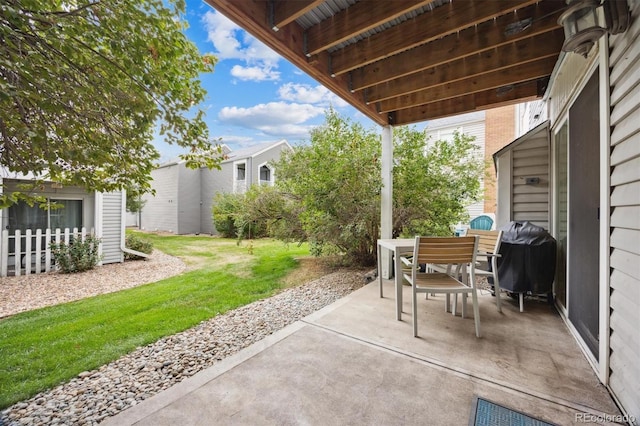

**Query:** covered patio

left=106, top=280, right=621, bottom=425
left=107, top=0, right=637, bottom=423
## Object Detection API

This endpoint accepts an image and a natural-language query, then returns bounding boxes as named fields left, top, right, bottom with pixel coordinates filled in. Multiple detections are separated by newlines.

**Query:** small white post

left=45, top=228, right=52, bottom=272
left=25, top=230, right=32, bottom=275
left=35, top=229, right=42, bottom=274
left=15, top=230, right=21, bottom=276
left=1, top=230, right=8, bottom=277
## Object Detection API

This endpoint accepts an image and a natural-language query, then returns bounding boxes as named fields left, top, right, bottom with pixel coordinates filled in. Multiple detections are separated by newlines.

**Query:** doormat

left=469, top=396, right=556, bottom=426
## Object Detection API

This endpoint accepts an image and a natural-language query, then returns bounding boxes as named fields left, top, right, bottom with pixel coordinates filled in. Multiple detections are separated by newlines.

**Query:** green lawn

left=0, top=233, right=311, bottom=409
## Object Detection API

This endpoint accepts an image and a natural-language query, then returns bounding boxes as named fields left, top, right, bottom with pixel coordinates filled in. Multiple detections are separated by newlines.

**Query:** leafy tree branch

left=0, top=0, right=222, bottom=207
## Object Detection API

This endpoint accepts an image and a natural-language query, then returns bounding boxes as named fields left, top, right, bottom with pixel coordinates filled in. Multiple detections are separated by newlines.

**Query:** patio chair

left=401, top=236, right=480, bottom=338
left=470, top=215, right=493, bottom=230
left=465, top=229, right=503, bottom=313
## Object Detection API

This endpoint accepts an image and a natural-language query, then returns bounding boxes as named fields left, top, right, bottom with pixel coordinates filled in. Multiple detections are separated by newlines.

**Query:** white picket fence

left=0, top=227, right=94, bottom=277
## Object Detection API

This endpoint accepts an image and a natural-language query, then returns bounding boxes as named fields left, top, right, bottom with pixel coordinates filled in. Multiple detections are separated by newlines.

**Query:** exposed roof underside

left=204, top=0, right=568, bottom=127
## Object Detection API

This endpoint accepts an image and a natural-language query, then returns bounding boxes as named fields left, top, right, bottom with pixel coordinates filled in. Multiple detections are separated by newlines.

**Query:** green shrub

left=50, top=235, right=102, bottom=273
left=124, top=234, right=153, bottom=260
left=212, top=192, right=242, bottom=238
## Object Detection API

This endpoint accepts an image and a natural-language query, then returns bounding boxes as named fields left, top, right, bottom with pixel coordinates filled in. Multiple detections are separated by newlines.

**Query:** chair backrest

left=465, top=229, right=502, bottom=255
left=470, top=215, right=493, bottom=230
left=413, top=236, right=478, bottom=266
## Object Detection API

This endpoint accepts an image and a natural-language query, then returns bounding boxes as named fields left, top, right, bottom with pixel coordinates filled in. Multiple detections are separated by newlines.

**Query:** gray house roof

left=222, top=140, right=291, bottom=163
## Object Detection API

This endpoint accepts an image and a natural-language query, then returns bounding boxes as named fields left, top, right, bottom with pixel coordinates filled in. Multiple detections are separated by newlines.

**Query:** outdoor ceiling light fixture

left=559, top=0, right=630, bottom=57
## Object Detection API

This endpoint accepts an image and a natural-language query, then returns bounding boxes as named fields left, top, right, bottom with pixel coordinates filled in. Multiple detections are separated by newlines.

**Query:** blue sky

left=154, top=0, right=375, bottom=162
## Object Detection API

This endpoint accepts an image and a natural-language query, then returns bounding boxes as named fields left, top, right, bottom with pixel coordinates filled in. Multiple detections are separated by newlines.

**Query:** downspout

left=95, top=192, right=104, bottom=266
left=121, top=245, right=150, bottom=260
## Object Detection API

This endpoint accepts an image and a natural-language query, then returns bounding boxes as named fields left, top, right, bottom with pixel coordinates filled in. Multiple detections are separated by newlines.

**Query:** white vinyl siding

left=200, top=165, right=233, bottom=235
left=177, top=166, right=201, bottom=234
left=511, top=135, right=550, bottom=230
left=494, top=122, right=550, bottom=230
left=607, top=0, right=640, bottom=420
left=100, top=192, right=124, bottom=264
left=141, top=164, right=179, bottom=233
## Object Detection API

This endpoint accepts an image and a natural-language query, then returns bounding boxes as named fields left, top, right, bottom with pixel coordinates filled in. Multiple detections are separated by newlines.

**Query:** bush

left=212, top=192, right=268, bottom=239
left=50, top=235, right=102, bottom=273
left=212, top=192, right=243, bottom=238
left=124, top=234, right=153, bottom=260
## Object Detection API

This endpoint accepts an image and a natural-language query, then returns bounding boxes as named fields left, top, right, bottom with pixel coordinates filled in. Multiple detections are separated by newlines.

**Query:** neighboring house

left=424, top=104, right=520, bottom=221
left=0, top=172, right=127, bottom=276
left=492, top=7, right=640, bottom=420
left=140, top=140, right=291, bottom=235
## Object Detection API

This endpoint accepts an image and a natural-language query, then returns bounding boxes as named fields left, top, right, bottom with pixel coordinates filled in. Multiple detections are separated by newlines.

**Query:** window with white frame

left=259, top=164, right=273, bottom=185
left=236, top=163, right=246, bottom=180
left=233, top=161, right=248, bottom=193
left=8, top=199, right=83, bottom=232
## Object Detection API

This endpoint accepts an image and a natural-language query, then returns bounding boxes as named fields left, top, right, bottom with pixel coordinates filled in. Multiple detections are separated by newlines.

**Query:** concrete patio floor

left=105, top=279, right=623, bottom=425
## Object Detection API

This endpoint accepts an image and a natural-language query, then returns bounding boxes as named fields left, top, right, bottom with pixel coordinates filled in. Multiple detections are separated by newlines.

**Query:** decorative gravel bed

left=0, top=259, right=369, bottom=426
left=0, top=250, right=186, bottom=319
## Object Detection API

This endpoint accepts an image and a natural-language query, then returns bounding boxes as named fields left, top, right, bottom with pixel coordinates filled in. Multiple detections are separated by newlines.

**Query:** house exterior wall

left=200, top=165, right=233, bottom=235
left=0, top=178, right=124, bottom=269
left=494, top=122, right=550, bottom=230
left=100, top=191, right=124, bottom=264
left=536, top=2, right=640, bottom=420
left=511, top=130, right=550, bottom=230
left=1, top=179, right=96, bottom=231
left=606, top=0, right=640, bottom=420
left=250, top=143, right=288, bottom=185
left=143, top=141, right=292, bottom=236
left=141, top=163, right=179, bottom=233
left=177, top=165, right=201, bottom=234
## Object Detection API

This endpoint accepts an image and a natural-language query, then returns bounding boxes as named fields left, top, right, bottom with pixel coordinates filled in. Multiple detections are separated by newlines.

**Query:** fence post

left=35, top=229, right=42, bottom=274
left=1, top=230, right=8, bottom=277
left=15, top=229, right=21, bottom=276
left=45, top=228, right=52, bottom=273
left=25, top=229, right=32, bottom=275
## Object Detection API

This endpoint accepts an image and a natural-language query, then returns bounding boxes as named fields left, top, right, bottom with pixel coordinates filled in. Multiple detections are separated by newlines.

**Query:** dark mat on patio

left=469, top=396, right=556, bottom=426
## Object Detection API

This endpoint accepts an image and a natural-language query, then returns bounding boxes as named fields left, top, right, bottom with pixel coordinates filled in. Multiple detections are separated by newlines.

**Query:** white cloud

left=218, top=102, right=324, bottom=138
left=278, top=83, right=349, bottom=107
left=230, top=65, right=280, bottom=82
left=202, top=10, right=281, bottom=82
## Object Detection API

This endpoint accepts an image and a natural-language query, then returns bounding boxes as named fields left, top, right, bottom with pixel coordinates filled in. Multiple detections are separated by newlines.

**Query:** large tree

left=0, top=0, right=221, bottom=207
left=392, top=126, right=484, bottom=237
left=242, top=110, right=484, bottom=266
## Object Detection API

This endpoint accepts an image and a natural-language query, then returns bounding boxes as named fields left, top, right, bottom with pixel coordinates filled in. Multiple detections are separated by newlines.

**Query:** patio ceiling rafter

left=205, top=0, right=568, bottom=127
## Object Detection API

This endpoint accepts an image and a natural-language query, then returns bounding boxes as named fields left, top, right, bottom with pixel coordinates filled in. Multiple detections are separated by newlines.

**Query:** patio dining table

left=377, top=238, right=415, bottom=321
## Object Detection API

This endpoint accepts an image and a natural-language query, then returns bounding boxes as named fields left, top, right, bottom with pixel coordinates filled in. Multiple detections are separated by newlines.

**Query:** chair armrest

left=477, top=251, right=501, bottom=258
left=400, top=256, right=413, bottom=267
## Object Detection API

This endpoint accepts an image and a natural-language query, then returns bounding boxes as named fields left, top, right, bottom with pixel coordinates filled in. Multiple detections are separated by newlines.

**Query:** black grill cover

left=497, top=221, right=556, bottom=294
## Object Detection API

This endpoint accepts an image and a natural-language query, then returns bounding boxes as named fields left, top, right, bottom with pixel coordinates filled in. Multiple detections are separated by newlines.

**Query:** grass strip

left=0, top=236, right=308, bottom=409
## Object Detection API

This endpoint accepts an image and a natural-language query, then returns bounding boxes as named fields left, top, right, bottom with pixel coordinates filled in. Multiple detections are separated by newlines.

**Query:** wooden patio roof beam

left=305, top=0, right=436, bottom=56
left=392, top=78, right=546, bottom=124
left=351, top=1, right=565, bottom=91
left=271, top=0, right=324, bottom=31
left=378, top=56, right=558, bottom=113
left=365, top=29, right=564, bottom=103
left=330, top=0, right=540, bottom=76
